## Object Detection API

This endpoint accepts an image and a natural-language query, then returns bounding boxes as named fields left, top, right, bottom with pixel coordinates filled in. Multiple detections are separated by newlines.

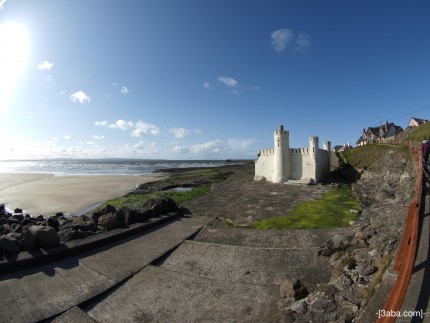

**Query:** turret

left=273, top=125, right=289, bottom=183
left=309, top=136, right=319, bottom=155
left=323, top=141, right=331, bottom=152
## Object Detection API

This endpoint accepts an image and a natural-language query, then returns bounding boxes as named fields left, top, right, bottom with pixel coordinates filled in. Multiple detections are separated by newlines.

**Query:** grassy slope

left=341, top=144, right=409, bottom=170
left=407, top=122, right=430, bottom=142
left=253, top=185, right=362, bottom=229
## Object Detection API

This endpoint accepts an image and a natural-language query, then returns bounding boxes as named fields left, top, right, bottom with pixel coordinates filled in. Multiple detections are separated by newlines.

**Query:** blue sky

left=0, top=0, right=429, bottom=160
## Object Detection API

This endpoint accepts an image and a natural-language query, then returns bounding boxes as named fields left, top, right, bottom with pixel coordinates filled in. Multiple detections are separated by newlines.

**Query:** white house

left=254, top=125, right=331, bottom=184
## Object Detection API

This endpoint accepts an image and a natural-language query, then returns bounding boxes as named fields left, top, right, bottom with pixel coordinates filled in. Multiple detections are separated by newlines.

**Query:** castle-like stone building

left=254, top=125, right=331, bottom=183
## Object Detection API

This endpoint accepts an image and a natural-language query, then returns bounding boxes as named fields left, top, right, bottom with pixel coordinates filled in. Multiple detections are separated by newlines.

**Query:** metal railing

left=377, top=142, right=424, bottom=322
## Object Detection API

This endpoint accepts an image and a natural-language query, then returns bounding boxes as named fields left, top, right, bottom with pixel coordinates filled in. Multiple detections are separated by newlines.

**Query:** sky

left=0, top=0, right=429, bottom=160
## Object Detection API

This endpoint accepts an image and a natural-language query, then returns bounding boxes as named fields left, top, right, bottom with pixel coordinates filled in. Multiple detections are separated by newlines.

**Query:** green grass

left=162, top=184, right=212, bottom=204
left=253, top=185, right=362, bottom=229
left=341, top=144, right=409, bottom=169
left=105, top=184, right=213, bottom=209
left=407, top=122, right=430, bottom=142
left=104, top=193, right=155, bottom=209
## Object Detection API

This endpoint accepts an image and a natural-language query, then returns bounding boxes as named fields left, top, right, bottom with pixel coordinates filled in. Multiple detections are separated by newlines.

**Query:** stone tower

left=273, top=125, right=289, bottom=183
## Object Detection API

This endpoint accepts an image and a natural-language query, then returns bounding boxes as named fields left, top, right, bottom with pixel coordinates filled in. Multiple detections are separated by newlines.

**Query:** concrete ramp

left=159, top=240, right=324, bottom=284
left=0, top=217, right=205, bottom=323
left=195, top=226, right=352, bottom=248
left=87, top=265, right=279, bottom=323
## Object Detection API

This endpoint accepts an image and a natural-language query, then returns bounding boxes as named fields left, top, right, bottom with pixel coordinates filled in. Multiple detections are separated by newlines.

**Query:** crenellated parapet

left=259, top=149, right=275, bottom=156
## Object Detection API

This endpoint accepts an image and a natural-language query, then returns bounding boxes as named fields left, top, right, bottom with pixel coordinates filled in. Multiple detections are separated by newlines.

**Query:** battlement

left=259, top=148, right=274, bottom=156
left=290, top=148, right=310, bottom=155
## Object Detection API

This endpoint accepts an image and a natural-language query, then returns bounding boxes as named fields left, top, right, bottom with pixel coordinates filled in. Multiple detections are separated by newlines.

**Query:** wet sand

left=0, top=173, right=166, bottom=216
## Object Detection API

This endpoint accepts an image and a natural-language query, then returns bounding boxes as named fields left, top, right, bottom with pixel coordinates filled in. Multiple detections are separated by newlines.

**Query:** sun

left=0, top=22, right=30, bottom=113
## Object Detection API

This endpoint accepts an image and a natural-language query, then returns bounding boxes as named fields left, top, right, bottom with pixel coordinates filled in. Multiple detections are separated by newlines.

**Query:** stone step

left=159, top=240, right=331, bottom=285
left=87, top=265, right=280, bottom=323
left=195, top=226, right=352, bottom=249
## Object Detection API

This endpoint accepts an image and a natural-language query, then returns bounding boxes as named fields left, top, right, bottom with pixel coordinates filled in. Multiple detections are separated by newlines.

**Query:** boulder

left=30, top=225, right=60, bottom=248
left=0, top=234, right=21, bottom=254
left=332, top=273, right=353, bottom=291
left=98, top=213, right=126, bottom=231
left=58, top=228, right=90, bottom=243
left=280, top=278, right=309, bottom=300
left=141, top=194, right=178, bottom=217
left=20, top=226, right=36, bottom=251
left=73, top=215, right=96, bottom=231
left=116, top=207, right=144, bottom=225
left=356, top=262, right=376, bottom=276
left=14, top=208, right=23, bottom=214
left=47, top=216, right=60, bottom=231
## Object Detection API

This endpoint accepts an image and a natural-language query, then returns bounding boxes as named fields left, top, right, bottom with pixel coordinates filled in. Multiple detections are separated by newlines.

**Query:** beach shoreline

left=0, top=172, right=168, bottom=216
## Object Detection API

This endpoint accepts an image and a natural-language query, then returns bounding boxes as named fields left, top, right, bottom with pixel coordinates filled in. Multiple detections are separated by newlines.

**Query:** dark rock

left=21, top=226, right=36, bottom=251
left=14, top=208, right=23, bottom=214
left=55, top=212, right=64, bottom=218
left=73, top=215, right=97, bottom=231
left=47, top=216, right=60, bottom=231
left=333, top=274, right=353, bottom=291
left=6, top=217, right=21, bottom=225
left=116, top=207, right=144, bottom=225
left=141, top=194, right=178, bottom=217
left=10, top=223, right=22, bottom=233
left=58, top=228, right=89, bottom=243
left=0, top=224, right=11, bottom=235
left=356, top=262, right=376, bottom=276
left=21, top=217, right=37, bottom=226
left=30, top=225, right=60, bottom=248
left=280, top=279, right=309, bottom=300
left=0, top=234, right=21, bottom=254
left=98, top=213, right=126, bottom=231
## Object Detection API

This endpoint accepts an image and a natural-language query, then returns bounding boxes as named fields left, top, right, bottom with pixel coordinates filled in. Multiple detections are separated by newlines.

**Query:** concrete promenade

left=0, top=216, right=205, bottom=322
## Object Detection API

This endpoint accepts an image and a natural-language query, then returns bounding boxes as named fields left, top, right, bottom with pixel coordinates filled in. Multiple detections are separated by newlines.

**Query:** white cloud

left=227, top=138, right=256, bottom=152
left=190, top=140, right=225, bottom=154
left=293, top=33, right=313, bottom=53
left=109, top=119, right=134, bottom=131
left=70, top=91, right=91, bottom=104
left=203, top=81, right=211, bottom=89
left=37, top=60, right=54, bottom=71
left=0, top=0, right=7, bottom=10
left=271, top=28, right=294, bottom=53
left=120, top=86, right=128, bottom=94
left=95, top=120, right=108, bottom=127
left=194, top=129, right=203, bottom=134
left=173, top=145, right=190, bottom=154
left=169, top=127, right=190, bottom=139
left=64, top=134, right=71, bottom=140
left=131, top=121, right=160, bottom=137
left=217, top=76, right=238, bottom=88
left=133, top=140, right=145, bottom=149
left=93, top=135, right=104, bottom=140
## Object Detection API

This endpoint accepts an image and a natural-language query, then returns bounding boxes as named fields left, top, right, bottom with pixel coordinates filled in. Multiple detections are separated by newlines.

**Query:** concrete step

left=87, top=265, right=280, bottom=323
left=195, top=226, right=352, bottom=248
left=159, top=240, right=330, bottom=285
left=0, top=217, right=205, bottom=323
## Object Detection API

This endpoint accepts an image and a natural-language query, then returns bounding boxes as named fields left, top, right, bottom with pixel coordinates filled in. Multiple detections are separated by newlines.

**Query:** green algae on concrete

left=253, top=185, right=362, bottom=229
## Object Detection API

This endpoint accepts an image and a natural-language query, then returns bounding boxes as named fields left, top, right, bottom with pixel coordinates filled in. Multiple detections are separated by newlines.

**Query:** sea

left=0, top=159, right=246, bottom=176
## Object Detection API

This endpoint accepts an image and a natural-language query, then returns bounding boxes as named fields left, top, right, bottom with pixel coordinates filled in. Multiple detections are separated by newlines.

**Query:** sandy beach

left=0, top=173, right=166, bottom=216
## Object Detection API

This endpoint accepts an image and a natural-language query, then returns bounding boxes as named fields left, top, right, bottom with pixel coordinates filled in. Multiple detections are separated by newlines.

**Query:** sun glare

left=0, top=22, right=30, bottom=113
